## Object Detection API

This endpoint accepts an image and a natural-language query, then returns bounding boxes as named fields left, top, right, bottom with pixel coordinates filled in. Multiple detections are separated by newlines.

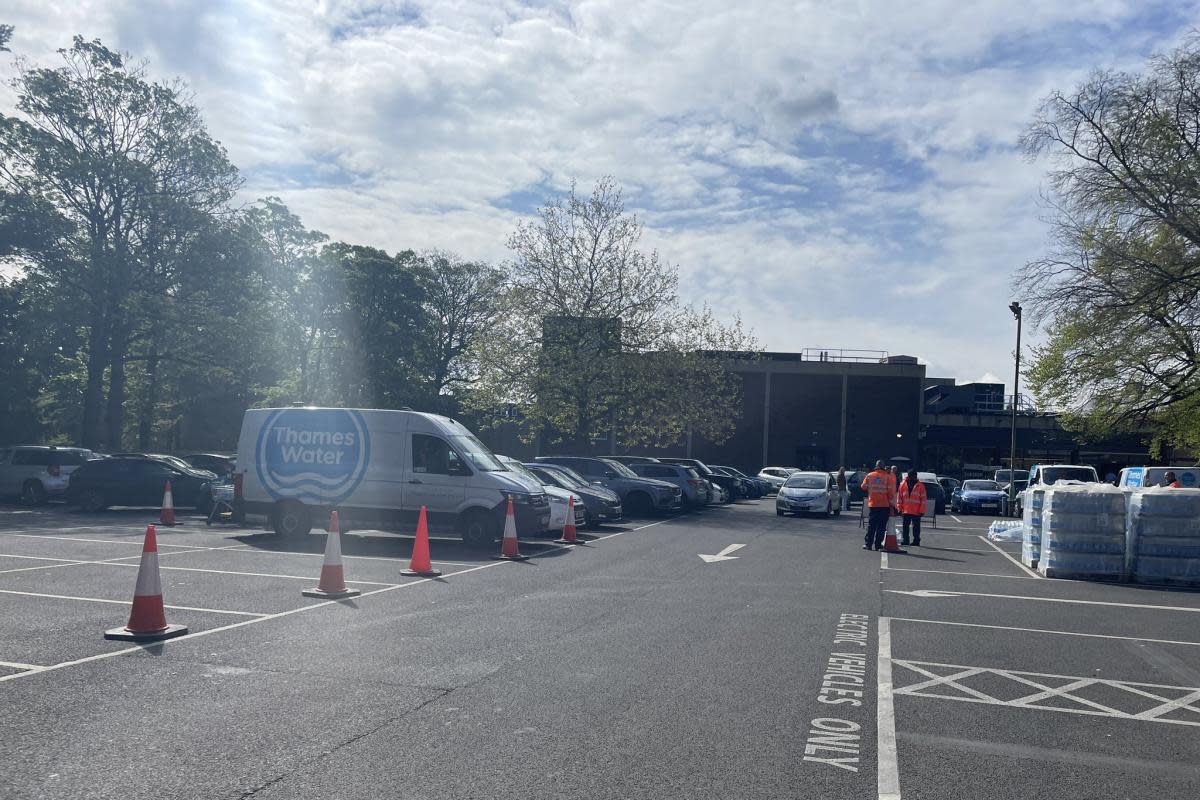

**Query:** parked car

left=112, top=452, right=219, bottom=480
left=994, top=469, right=1029, bottom=486
left=608, top=456, right=661, bottom=466
left=629, top=462, right=710, bottom=509
left=916, top=471, right=946, bottom=514
left=235, top=407, right=550, bottom=544
left=950, top=479, right=1007, bottom=515
left=66, top=455, right=215, bottom=513
left=658, top=457, right=742, bottom=501
left=524, top=462, right=623, bottom=527
left=534, top=456, right=682, bottom=516
left=497, top=455, right=585, bottom=532
left=710, top=465, right=770, bottom=497
left=757, top=467, right=796, bottom=492
left=776, top=471, right=842, bottom=516
left=0, top=445, right=94, bottom=505
left=708, top=466, right=757, bottom=499
left=708, top=480, right=728, bottom=503
left=183, top=453, right=236, bottom=477
left=937, top=476, right=960, bottom=500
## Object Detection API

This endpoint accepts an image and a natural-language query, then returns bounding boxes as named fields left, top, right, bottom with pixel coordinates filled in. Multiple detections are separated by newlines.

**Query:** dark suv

left=658, top=458, right=742, bottom=502
left=534, top=456, right=681, bottom=516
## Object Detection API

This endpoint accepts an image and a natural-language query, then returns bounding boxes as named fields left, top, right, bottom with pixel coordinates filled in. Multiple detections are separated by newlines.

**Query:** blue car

left=951, top=479, right=1007, bottom=515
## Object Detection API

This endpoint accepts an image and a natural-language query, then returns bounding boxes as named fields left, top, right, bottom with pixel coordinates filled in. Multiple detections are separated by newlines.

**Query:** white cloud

left=3, top=0, right=1198, bottom=383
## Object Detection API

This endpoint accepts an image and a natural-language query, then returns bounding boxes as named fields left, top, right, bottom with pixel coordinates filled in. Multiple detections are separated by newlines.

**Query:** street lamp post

left=1008, top=301, right=1023, bottom=514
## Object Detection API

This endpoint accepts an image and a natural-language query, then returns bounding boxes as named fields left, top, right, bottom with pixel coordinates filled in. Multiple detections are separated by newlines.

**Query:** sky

left=3, top=0, right=1199, bottom=388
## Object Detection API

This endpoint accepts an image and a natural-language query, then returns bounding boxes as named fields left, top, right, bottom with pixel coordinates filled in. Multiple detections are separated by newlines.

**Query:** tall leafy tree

left=1022, top=37, right=1200, bottom=454
left=417, top=250, right=505, bottom=413
left=0, top=36, right=239, bottom=448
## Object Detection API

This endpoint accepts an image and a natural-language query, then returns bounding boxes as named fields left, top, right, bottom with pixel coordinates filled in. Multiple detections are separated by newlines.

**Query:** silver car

left=0, top=446, right=94, bottom=504
left=775, top=471, right=842, bottom=517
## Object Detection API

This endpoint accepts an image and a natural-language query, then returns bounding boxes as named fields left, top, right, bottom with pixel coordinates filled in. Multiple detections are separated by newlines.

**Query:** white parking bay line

left=877, top=617, right=902, bottom=800
left=0, top=660, right=45, bottom=671
left=891, top=617, right=1200, bottom=647
left=0, top=588, right=265, bottom=617
left=0, top=516, right=678, bottom=685
left=977, top=535, right=1041, bottom=578
left=883, top=566, right=1038, bottom=581
left=99, top=561, right=399, bottom=586
left=0, top=532, right=231, bottom=549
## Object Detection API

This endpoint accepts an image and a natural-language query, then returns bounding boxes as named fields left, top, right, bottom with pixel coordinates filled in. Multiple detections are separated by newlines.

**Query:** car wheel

left=20, top=480, right=47, bottom=506
left=272, top=500, right=312, bottom=537
left=460, top=508, right=498, bottom=548
left=196, top=489, right=214, bottom=515
left=776, top=507, right=784, bottom=516
left=79, top=490, right=106, bottom=513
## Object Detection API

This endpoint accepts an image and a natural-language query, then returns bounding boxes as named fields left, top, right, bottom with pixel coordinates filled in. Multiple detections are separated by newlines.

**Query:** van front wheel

left=460, top=508, right=498, bottom=549
left=273, top=501, right=312, bottom=537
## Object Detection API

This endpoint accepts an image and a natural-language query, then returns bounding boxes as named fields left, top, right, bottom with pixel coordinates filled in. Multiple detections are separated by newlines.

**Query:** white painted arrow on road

left=699, top=543, right=746, bottom=563
left=885, top=589, right=1200, bottom=613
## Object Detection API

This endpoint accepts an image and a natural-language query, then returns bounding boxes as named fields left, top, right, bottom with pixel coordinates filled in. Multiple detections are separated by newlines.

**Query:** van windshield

left=1042, top=467, right=1096, bottom=484
left=448, top=434, right=504, bottom=472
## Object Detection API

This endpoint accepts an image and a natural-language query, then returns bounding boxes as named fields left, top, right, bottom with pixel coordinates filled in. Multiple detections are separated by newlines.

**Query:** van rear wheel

left=273, top=501, right=312, bottom=537
left=460, top=508, right=498, bottom=548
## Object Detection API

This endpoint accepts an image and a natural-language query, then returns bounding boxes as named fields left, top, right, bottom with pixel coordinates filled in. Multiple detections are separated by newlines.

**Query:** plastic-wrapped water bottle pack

left=1128, top=487, right=1200, bottom=584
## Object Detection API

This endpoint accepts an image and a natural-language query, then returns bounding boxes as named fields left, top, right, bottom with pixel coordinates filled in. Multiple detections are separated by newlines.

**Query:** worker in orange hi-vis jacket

left=861, top=460, right=897, bottom=551
left=896, top=469, right=927, bottom=547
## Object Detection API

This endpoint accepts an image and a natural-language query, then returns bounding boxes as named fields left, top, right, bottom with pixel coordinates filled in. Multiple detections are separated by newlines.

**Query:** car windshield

left=785, top=474, right=827, bottom=489
left=529, top=467, right=569, bottom=489
left=543, top=465, right=589, bottom=488
left=501, top=459, right=541, bottom=484
left=448, top=434, right=504, bottom=472
left=1042, top=467, right=1097, bottom=484
left=602, top=459, right=638, bottom=478
left=963, top=480, right=1001, bottom=491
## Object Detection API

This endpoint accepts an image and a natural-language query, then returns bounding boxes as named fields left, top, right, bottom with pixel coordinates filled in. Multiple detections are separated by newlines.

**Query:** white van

left=235, top=407, right=551, bottom=546
left=1118, top=466, right=1200, bottom=489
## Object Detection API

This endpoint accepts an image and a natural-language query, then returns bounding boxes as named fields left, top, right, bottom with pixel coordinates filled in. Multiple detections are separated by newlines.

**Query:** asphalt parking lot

left=1, top=501, right=1198, bottom=799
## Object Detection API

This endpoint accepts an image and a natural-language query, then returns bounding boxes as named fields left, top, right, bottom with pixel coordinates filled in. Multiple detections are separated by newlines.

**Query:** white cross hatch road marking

left=893, top=659, right=1200, bottom=727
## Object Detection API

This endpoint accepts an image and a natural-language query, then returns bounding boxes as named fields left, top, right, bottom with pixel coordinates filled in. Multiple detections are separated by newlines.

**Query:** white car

left=776, top=471, right=842, bottom=516
left=758, top=466, right=797, bottom=492
left=498, top=456, right=585, bottom=532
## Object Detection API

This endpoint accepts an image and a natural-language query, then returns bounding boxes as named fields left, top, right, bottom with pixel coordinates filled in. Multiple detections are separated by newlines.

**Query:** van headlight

left=508, top=492, right=533, bottom=504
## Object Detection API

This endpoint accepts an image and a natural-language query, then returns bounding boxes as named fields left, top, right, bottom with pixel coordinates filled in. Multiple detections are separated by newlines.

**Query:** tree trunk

left=106, top=324, right=130, bottom=450
left=138, top=335, right=160, bottom=450
left=81, top=325, right=108, bottom=449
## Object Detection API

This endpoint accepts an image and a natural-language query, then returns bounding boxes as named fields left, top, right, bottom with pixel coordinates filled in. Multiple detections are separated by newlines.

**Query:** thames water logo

left=255, top=409, right=370, bottom=505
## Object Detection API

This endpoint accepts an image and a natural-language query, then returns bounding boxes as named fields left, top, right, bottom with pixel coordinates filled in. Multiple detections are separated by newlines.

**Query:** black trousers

left=865, top=507, right=891, bottom=548
left=902, top=514, right=921, bottom=544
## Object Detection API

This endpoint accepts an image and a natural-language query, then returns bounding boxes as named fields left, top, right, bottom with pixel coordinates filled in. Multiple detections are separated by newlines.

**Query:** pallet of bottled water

left=987, top=520, right=1024, bottom=542
left=1020, top=489, right=1046, bottom=568
left=1037, top=484, right=1126, bottom=580
left=1128, top=487, right=1200, bottom=586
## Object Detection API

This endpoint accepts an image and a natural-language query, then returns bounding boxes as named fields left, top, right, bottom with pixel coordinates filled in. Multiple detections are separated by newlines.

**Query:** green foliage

left=0, top=25, right=11, bottom=52
left=1024, top=40, right=1200, bottom=455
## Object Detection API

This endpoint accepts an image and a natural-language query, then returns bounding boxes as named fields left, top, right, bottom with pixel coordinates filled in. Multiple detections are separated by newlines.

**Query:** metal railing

left=801, top=348, right=889, bottom=363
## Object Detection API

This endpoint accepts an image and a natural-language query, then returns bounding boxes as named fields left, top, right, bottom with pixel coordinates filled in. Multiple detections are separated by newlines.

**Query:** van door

left=406, top=433, right=467, bottom=527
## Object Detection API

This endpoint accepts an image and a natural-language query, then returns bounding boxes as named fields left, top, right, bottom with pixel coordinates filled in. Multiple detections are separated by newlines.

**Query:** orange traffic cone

left=302, top=511, right=361, bottom=599
left=160, top=481, right=176, bottom=526
left=104, top=524, right=189, bottom=641
left=491, top=497, right=529, bottom=561
left=883, top=515, right=907, bottom=554
left=555, top=496, right=579, bottom=544
left=401, top=506, right=442, bottom=577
